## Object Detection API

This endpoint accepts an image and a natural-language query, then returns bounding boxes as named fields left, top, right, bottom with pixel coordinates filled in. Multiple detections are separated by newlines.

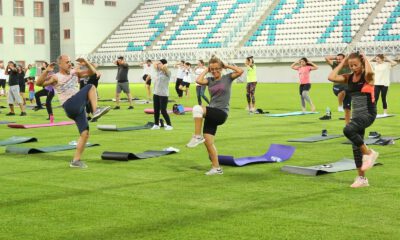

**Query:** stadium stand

left=96, top=0, right=189, bottom=53
left=154, top=0, right=274, bottom=50
left=245, top=0, right=380, bottom=46
left=361, top=0, right=400, bottom=42
left=89, top=0, right=400, bottom=63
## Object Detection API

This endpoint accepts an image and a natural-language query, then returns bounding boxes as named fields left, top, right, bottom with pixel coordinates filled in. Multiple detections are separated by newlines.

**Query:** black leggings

left=153, top=94, right=171, bottom=126
left=175, top=78, right=183, bottom=97
left=343, top=94, right=376, bottom=168
left=35, top=88, right=54, bottom=115
left=374, top=85, right=388, bottom=110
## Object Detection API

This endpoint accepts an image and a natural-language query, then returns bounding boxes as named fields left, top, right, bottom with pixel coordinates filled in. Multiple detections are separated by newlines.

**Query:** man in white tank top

left=36, top=55, right=111, bottom=168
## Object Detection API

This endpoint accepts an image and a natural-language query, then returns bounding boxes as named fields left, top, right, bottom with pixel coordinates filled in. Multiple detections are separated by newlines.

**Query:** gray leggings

left=343, top=94, right=376, bottom=168
left=299, top=84, right=312, bottom=108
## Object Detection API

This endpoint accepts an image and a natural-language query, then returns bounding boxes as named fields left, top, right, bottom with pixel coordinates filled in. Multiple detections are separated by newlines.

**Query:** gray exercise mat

left=342, top=136, right=400, bottom=145
left=288, top=134, right=343, bottom=143
left=97, top=122, right=154, bottom=131
left=265, top=111, right=318, bottom=117
left=102, top=147, right=179, bottom=161
left=0, top=136, right=38, bottom=146
left=6, top=143, right=99, bottom=154
left=281, top=158, right=382, bottom=176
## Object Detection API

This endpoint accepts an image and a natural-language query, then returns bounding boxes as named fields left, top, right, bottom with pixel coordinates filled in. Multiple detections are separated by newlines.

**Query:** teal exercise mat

left=288, top=134, right=343, bottom=143
left=0, top=136, right=38, bottom=146
left=6, top=143, right=99, bottom=154
left=265, top=111, right=318, bottom=117
left=97, top=122, right=154, bottom=131
left=281, top=158, right=383, bottom=176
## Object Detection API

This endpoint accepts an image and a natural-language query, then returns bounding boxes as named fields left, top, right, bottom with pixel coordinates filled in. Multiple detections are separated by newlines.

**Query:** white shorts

left=8, top=85, right=23, bottom=104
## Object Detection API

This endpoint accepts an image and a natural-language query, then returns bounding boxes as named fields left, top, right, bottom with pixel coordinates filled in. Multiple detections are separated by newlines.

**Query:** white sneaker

left=164, top=125, right=173, bottom=131
left=205, top=168, right=223, bottom=175
left=338, top=106, right=344, bottom=112
left=151, top=125, right=160, bottom=130
left=92, top=106, right=111, bottom=122
left=361, top=149, right=379, bottom=171
left=186, top=135, right=205, bottom=148
left=350, top=176, right=369, bottom=188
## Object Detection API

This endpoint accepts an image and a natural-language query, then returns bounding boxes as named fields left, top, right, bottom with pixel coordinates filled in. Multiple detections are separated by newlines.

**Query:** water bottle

left=326, top=107, right=331, bottom=117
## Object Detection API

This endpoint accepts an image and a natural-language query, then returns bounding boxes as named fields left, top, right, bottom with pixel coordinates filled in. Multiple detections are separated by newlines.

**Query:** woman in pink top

left=291, top=57, right=318, bottom=112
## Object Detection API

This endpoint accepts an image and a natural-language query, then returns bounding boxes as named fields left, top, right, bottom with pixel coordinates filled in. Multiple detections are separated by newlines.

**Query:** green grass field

left=1, top=83, right=399, bottom=240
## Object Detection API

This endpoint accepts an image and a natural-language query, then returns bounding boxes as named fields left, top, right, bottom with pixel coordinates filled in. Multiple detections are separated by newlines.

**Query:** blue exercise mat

left=265, top=111, right=318, bottom=117
left=218, top=144, right=296, bottom=167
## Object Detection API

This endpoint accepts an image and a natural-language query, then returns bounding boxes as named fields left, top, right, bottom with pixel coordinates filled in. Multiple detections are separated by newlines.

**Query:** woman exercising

left=328, top=52, right=378, bottom=188
left=186, top=56, right=243, bottom=175
left=291, top=58, right=318, bottom=112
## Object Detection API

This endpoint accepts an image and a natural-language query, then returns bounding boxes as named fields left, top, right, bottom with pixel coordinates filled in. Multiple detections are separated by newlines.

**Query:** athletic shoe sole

left=91, top=107, right=111, bottom=122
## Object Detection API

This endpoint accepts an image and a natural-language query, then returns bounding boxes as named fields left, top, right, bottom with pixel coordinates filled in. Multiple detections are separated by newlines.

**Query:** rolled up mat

left=0, top=136, right=38, bottom=146
left=288, top=134, right=343, bottom=143
left=265, top=111, right=318, bottom=117
left=281, top=158, right=383, bottom=176
left=102, top=148, right=179, bottom=161
left=5, top=143, right=99, bottom=154
left=218, top=144, right=295, bottom=167
left=8, top=121, right=75, bottom=129
left=97, top=122, right=154, bottom=131
left=342, top=136, right=400, bottom=145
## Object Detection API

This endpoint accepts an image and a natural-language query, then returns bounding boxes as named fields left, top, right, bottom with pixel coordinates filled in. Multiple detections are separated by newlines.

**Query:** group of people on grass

left=1, top=52, right=398, bottom=188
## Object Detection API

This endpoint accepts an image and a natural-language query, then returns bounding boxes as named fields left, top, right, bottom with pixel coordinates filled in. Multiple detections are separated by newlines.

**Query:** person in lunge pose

left=194, top=60, right=209, bottom=106
left=328, top=52, right=378, bottom=188
left=36, top=55, right=111, bottom=168
left=325, top=54, right=352, bottom=123
left=186, top=56, right=243, bottom=175
left=34, top=62, right=56, bottom=122
left=140, top=59, right=153, bottom=101
left=291, top=58, right=318, bottom=112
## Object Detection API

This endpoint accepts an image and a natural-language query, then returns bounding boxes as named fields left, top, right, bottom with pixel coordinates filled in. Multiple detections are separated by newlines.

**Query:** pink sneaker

left=49, top=115, right=54, bottom=124
left=350, top=176, right=369, bottom=188
left=361, top=149, right=379, bottom=171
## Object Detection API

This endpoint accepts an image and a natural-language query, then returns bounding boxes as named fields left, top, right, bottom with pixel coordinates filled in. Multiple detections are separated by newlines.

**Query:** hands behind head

left=76, top=58, right=88, bottom=65
left=47, top=62, right=56, bottom=71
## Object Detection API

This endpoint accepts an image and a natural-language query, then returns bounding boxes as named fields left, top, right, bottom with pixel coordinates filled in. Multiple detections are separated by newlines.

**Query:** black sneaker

left=6, top=112, right=15, bottom=116
left=33, top=106, right=44, bottom=111
left=319, top=115, right=331, bottom=120
left=113, top=106, right=120, bottom=110
left=20, top=112, right=27, bottom=116
left=369, top=132, right=381, bottom=139
left=128, top=106, right=134, bottom=110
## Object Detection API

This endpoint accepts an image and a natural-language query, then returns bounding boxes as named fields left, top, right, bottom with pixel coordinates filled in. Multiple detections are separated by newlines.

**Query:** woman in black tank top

left=328, top=52, right=378, bottom=188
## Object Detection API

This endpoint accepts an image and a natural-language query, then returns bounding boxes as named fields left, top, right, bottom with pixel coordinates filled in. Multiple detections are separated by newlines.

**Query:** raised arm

left=324, top=56, right=335, bottom=66
left=225, top=64, right=244, bottom=80
left=76, top=58, right=96, bottom=78
left=36, top=63, right=55, bottom=86
left=361, top=54, right=374, bottom=84
left=196, top=68, right=209, bottom=85
left=291, top=61, right=300, bottom=70
left=386, top=56, right=398, bottom=67
left=328, top=57, right=348, bottom=84
left=309, top=61, right=318, bottom=71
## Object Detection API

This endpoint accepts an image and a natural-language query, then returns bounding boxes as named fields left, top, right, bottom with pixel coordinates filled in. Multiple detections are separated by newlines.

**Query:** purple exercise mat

left=218, top=144, right=296, bottom=167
